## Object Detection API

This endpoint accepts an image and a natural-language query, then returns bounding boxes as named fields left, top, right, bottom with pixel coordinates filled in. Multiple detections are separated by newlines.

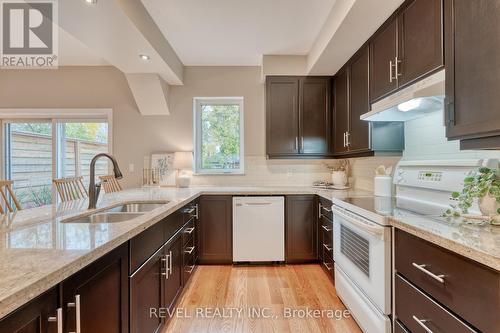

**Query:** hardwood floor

left=163, top=265, right=362, bottom=333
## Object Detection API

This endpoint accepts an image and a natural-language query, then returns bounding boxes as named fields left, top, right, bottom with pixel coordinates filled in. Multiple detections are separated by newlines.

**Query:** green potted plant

left=444, top=167, right=500, bottom=225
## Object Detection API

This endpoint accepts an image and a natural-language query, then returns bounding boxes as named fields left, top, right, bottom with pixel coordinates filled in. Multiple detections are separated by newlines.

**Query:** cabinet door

left=163, top=235, right=183, bottom=315
left=129, top=247, right=164, bottom=333
left=285, top=195, right=317, bottom=263
left=398, top=0, right=443, bottom=87
left=62, top=244, right=129, bottom=333
left=370, top=17, right=398, bottom=102
left=333, top=68, right=349, bottom=154
left=266, top=77, right=300, bottom=157
left=348, top=46, right=371, bottom=153
left=0, top=288, right=59, bottom=333
left=198, top=196, right=232, bottom=264
left=445, top=0, right=500, bottom=144
left=299, top=77, right=331, bottom=156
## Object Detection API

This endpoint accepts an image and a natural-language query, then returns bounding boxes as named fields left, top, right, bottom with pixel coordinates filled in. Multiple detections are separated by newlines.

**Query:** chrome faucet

left=88, top=153, right=123, bottom=209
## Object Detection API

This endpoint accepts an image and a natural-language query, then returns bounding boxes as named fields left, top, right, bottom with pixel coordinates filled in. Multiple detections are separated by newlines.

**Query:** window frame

left=193, top=97, right=245, bottom=175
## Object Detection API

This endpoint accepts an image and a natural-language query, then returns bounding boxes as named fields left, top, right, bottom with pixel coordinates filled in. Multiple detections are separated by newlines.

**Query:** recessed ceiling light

left=85, top=0, right=97, bottom=4
left=139, top=54, right=150, bottom=61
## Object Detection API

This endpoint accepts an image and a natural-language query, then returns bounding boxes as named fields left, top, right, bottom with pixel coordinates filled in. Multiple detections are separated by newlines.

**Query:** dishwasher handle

left=236, top=202, right=273, bottom=206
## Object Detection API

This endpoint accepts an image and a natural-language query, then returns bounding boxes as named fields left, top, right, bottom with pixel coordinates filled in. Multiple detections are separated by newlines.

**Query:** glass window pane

left=59, top=122, right=109, bottom=187
left=200, top=103, right=241, bottom=171
left=6, top=122, right=53, bottom=208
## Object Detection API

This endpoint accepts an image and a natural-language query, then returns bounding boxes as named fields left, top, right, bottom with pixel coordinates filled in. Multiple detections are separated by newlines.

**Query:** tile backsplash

left=403, top=109, right=500, bottom=161
left=191, top=156, right=334, bottom=187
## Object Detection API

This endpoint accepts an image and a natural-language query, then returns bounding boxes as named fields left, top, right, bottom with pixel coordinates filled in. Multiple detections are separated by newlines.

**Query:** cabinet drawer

left=321, top=228, right=333, bottom=258
left=181, top=217, right=195, bottom=248
left=395, top=274, right=476, bottom=333
left=318, top=198, right=333, bottom=221
left=181, top=202, right=198, bottom=223
left=395, top=229, right=499, bottom=333
left=183, top=237, right=196, bottom=285
left=130, top=220, right=165, bottom=274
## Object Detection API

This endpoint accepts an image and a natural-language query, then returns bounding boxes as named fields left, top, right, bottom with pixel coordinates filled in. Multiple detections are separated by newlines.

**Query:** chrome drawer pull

left=161, top=257, right=167, bottom=276
left=323, top=243, right=333, bottom=251
left=184, top=227, right=195, bottom=234
left=322, top=206, right=332, bottom=212
left=412, top=263, right=445, bottom=283
left=412, top=315, right=435, bottom=333
left=322, top=225, right=333, bottom=232
left=323, top=262, right=333, bottom=271
left=48, top=308, right=63, bottom=333
left=185, top=265, right=195, bottom=274
left=185, top=246, right=195, bottom=254
left=67, top=295, right=81, bottom=333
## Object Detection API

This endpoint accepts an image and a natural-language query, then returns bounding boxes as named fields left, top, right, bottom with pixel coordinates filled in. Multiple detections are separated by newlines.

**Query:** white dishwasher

left=233, top=196, right=285, bottom=262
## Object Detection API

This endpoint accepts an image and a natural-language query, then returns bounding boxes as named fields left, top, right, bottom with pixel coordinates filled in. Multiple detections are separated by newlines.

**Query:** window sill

left=193, top=172, right=245, bottom=176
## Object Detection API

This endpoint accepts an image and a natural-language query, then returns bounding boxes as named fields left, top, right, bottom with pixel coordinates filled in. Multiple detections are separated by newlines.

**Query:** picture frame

left=150, top=153, right=176, bottom=186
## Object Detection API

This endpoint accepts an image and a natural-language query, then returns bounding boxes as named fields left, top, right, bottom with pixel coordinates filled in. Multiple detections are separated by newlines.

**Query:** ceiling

left=141, top=0, right=336, bottom=66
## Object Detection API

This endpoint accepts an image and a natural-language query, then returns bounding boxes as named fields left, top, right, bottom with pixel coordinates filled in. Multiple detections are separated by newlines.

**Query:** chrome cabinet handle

left=194, top=204, right=199, bottom=219
left=185, top=246, right=195, bottom=254
left=161, top=256, right=167, bottom=277
left=343, top=132, right=347, bottom=147
left=322, top=206, right=332, bottom=213
left=318, top=203, right=323, bottom=218
left=322, top=225, right=333, bottom=232
left=412, top=263, right=445, bottom=283
left=301, top=137, right=304, bottom=150
left=67, top=295, right=81, bottom=333
left=168, top=251, right=173, bottom=277
left=184, top=227, right=195, bottom=234
left=395, top=56, right=402, bottom=77
left=346, top=132, right=350, bottom=146
left=323, top=243, right=333, bottom=251
left=295, top=137, right=299, bottom=151
left=323, top=262, right=333, bottom=271
left=389, top=60, right=394, bottom=82
left=412, top=315, right=435, bottom=333
left=48, top=308, right=63, bottom=333
left=185, top=265, right=195, bottom=274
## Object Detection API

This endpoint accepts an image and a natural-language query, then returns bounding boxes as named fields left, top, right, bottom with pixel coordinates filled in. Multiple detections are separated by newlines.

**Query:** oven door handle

left=333, top=207, right=386, bottom=239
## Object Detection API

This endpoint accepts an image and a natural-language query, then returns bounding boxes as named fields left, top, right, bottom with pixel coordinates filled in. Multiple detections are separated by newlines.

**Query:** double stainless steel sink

left=62, top=201, right=168, bottom=224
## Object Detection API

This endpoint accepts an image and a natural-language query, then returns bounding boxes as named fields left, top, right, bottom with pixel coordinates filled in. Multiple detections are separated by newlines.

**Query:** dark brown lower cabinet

left=62, top=244, right=129, bottom=333
left=285, top=195, right=317, bottom=263
left=163, top=235, right=183, bottom=314
left=130, top=246, right=164, bottom=333
left=0, top=288, right=59, bottom=333
left=198, top=195, right=232, bottom=264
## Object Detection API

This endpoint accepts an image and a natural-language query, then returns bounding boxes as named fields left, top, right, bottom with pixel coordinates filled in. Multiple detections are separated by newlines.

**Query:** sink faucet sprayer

left=88, top=153, right=123, bottom=209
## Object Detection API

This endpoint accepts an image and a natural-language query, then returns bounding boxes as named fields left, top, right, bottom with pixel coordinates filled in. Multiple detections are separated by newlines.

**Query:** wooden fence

left=9, top=131, right=108, bottom=208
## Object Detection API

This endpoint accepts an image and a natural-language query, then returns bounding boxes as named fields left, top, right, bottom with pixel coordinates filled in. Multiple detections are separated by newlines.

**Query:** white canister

left=332, top=171, right=348, bottom=186
left=374, top=176, right=393, bottom=197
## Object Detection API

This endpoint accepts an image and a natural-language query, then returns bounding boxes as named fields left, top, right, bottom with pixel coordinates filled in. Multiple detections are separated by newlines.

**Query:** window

left=1, top=109, right=112, bottom=208
left=194, top=98, right=244, bottom=174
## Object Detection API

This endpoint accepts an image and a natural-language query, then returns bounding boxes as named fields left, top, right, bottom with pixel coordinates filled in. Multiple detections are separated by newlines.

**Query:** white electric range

left=330, top=159, right=497, bottom=333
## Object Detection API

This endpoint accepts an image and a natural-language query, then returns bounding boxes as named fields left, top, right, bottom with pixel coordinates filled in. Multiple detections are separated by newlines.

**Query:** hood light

left=397, top=98, right=422, bottom=112
left=139, top=54, right=150, bottom=61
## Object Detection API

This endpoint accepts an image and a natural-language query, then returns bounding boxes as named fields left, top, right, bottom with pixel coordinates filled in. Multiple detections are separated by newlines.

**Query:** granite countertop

left=0, top=186, right=369, bottom=319
left=390, top=214, right=500, bottom=272
left=2, top=186, right=498, bottom=319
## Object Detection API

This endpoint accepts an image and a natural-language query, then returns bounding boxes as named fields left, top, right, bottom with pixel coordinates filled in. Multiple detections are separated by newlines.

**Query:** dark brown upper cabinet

left=444, top=0, right=500, bottom=149
left=370, top=0, right=444, bottom=103
left=333, top=67, right=349, bottom=155
left=370, top=17, right=398, bottom=102
left=266, top=76, right=331, bottom=158
left=348, top=46, right=371, bottom=153
left=334, top=46, right=373, bottom=156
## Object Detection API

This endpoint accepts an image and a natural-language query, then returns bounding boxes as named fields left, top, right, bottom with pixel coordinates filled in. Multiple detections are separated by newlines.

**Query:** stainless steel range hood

left=361, top=70, right=445, bottom=122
